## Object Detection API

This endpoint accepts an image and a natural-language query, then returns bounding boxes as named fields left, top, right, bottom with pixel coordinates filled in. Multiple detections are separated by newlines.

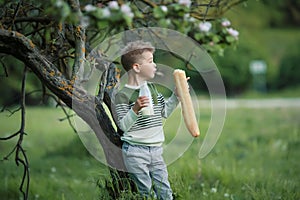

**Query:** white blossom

left=51, top=167, right=56, bottom=173
left=189, top=17, right=196, bottom=22
left=221, top=19, right=231, bottom=27
left=184, top=13, right=195, bottom=22
left=211, top=187, right=217, bottom=193
left=108, top=1, right=119, bottom=10
left=227, top=28, right=239, bottom=38
left=178, top=0, right=192, bottom=7
left=55, top=0, right=63, bottom=7
left=160, top=5, right=168, bottom=13
left=121, top=4, right=134, bottom=18
left=199, top=21, right=212, bottom=32
left=184, top=13, right=190, bottom=19
left=84, top=4, right=97, bottom=12
left=102, top=7, right=111, bottom=18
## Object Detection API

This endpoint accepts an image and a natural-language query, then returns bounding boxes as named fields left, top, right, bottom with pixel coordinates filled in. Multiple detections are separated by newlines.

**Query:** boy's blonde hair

left=121, top=40, right=155, bottom=71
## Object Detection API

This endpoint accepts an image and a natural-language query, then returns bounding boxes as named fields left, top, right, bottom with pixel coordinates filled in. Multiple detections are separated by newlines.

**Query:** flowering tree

left=82, top=0, right=240, bottom=55
left=0, top=0, right=244, bottom=199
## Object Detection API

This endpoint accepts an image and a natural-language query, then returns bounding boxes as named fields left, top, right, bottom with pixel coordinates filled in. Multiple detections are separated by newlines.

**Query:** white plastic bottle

left=139, top=83, right=154, bottom=117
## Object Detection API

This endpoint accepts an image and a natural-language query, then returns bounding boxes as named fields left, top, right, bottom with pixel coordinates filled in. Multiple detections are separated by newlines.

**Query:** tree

left=0, top=0, right=244, bottom=199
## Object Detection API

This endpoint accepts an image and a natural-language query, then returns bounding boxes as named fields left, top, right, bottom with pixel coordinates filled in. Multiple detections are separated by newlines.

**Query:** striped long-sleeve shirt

left=114, top=82, right=179, bottom=146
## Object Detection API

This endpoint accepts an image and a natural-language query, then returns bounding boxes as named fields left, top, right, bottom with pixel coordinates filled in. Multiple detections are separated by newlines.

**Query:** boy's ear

left=132, top=63, right=140, bottom=73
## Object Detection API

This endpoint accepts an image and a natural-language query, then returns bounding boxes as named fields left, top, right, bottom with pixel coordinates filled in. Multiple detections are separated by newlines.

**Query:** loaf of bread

left=173, top=69, right=200, bottom=137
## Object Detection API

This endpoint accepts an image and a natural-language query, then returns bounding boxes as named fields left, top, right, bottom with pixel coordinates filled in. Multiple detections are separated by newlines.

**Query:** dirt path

left=199, top=98, right=300, bottom=109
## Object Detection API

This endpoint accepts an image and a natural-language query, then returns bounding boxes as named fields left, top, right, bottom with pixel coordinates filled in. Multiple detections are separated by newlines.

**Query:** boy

left=114, top=40, right=179, bottom=199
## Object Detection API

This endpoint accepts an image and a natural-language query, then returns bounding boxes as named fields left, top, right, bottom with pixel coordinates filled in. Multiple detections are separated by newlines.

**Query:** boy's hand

left=175, top=77, right=190, bottom=100
left=132, top=96, right=150, bottom=114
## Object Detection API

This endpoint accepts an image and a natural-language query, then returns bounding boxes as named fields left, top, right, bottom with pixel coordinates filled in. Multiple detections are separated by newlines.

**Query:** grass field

left=1, top=105, right=300, bottom=199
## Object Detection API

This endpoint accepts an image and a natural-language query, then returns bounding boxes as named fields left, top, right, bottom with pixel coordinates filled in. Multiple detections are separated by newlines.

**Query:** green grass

left=1, top=106, right=300, bottom=199
left=167, top=107, right=300, bottom=200
left=0, top=107, right=108, bottom=200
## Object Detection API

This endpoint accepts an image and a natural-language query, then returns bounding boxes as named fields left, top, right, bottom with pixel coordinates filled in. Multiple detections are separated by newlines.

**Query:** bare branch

left=16, top=66, right=30, bottom=200
left=16, top=146, right=30, bottom=200
left=0, top=90, right=40, bottom=114
left=10, top=2, right=21, bottom=30
left=14, top=17, right=52, bottom=24
left=0, top=131, right=20, bottom=141
left=46, top=92, right=78, bottom=134
left=24, top=25, right=50, bottom=37
left=1, top=145, right=17, bottom=161
left=203, top=0, right=214, bottom=21
left=67, top=0, right=87, bottom=80
left=220, top=0, right=248, bottom=15
left=1, top=66, right=30, bottom=199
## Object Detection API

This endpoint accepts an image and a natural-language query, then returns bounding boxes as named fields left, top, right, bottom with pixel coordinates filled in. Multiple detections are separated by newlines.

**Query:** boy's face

left=134, top=51, right=157, bottom=81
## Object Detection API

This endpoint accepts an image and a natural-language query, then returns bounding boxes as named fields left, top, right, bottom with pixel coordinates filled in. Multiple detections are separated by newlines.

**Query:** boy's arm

left=115, top=93, right=138, bottom=132
left=116, top=105, right=138, bottom=132
left=115, top=93, right=149, bottom=132
left=161, top=92, right=179, bottom=118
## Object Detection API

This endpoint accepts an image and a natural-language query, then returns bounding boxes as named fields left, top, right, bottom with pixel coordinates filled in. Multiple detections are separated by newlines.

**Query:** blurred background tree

left=211, top=0, right=300, bottom=95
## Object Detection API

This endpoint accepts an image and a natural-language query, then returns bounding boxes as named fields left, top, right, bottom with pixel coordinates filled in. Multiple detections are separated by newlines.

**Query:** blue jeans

left=122, top=142, right=173, bottom=200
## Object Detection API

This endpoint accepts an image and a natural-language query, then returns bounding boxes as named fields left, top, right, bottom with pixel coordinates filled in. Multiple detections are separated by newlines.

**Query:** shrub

left=276, top=53, right=300, bottom=89
left=212, top=45, right=254, bottom=95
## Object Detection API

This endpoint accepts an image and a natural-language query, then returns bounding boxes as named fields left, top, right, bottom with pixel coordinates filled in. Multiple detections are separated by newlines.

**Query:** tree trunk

left=0, top=28, right=133, bottom=198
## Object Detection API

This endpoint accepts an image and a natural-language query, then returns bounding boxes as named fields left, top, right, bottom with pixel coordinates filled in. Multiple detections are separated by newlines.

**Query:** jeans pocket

left=123, top=143, right=148, bottom=156
left=152, top=146, right=163, bottom=156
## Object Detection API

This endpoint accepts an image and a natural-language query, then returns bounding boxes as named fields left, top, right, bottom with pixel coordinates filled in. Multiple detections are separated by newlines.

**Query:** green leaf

left=97, top=20, right=109, bottom=29
left=226, top=36, right=235, bottom=43
left=212, top=35, right=220, bottom=43
left=172, top=4, right=182, bottom=11
left=158, top=19, right=170, bottom=28
left=134, top=10, right=144, bottom=18
left=60, top=2, right=71, bottom=19
left=110, top=12, right=123, bottom=22
left=194, top=33, right=204, bottom=41
left=123, top=15, right=133, bottom=28
left=153, top=7, right=165, bottom=19
left=91, top=9, right=104, bottom=19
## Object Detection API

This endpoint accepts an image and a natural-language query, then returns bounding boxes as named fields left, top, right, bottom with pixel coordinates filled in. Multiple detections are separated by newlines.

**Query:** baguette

left=173, top=69, right=200, bottom=137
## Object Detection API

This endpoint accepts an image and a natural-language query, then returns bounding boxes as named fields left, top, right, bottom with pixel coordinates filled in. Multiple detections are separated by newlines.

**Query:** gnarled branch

left=0, top=28, right=126, bottom=198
